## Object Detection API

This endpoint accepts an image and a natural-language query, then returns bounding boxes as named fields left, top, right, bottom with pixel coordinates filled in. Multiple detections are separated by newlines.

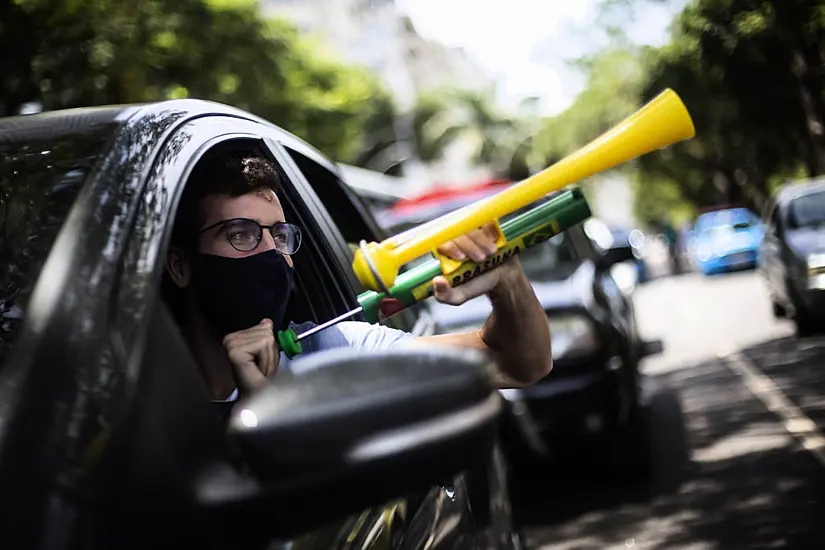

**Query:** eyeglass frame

left=198, top=217, right=303, bottom=254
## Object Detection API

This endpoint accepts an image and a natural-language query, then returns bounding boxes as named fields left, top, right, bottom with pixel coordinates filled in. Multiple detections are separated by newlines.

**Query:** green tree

left=638, top=0, right=825, bottom=218
left=411, top=88, right=536, bottom=180
left=0, top=0, right=393, bottom=164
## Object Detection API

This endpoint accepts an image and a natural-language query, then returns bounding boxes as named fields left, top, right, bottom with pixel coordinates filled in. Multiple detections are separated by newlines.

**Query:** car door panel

left=761, top=208, right=780, bottom=297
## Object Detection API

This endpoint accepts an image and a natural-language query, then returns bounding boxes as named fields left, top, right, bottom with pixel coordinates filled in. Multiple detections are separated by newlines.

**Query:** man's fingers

left=451, top=234, right=487, bottom=262
left=227, top=346, right=267, bottom=389
left=433, top=270, right=500, bottom=305
left=437, top=228, right=499, bottom=263
left=223, top=323, right=272, bottom=346
left=436, top=240, right=467, bottom=262
left=264, top=330, right=279, bottom=378
left=465, top=229, right=498, bottom=255
left=224, top=322, right=278, bottom=392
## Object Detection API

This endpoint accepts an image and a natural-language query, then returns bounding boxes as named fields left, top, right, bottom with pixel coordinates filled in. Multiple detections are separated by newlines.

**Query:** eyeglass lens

left=224, top=219, right=302, bottom=253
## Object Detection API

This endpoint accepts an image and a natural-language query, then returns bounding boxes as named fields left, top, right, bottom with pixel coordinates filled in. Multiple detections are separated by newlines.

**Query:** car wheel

left=794, top=308, right=818, bottom=337
left=788, top=281, right=822, bottom=337
left=605, top=403, right=653, bottom=481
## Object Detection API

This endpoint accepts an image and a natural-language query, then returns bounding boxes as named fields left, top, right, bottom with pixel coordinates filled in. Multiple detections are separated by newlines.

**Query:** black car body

left=0, top=101, right=522, bottom=549
left=759, top=179, right=825, bottom=336
left=581, top=218, right=650, bottom=292
left=427, top=217, right=662, bottom=476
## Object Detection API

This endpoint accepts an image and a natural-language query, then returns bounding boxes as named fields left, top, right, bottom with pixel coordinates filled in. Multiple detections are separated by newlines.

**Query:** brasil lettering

left=410, top=218, right=564, bottom=300
left=448, top=222, right=562, bottom=285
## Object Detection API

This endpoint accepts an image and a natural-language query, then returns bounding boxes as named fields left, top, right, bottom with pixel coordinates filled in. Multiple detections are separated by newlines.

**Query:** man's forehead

left=199, top=190, right=285, bottom=221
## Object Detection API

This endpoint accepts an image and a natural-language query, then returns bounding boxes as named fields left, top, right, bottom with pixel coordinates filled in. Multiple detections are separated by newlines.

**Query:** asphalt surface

left=520, top=269, right=825, bottom=550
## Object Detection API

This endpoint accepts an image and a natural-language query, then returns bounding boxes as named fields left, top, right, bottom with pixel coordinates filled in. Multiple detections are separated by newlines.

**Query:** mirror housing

left=200, top=347, right=501, bottom=540
left=595, top=245, right=637, bottom=271
left=639, top=339, right=664, bottom=358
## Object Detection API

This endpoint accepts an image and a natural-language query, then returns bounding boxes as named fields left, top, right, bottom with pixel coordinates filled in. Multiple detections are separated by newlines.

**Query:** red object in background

left=389, top=178, right=512, bottom=214
left=376, top=178, right=515, bottom=231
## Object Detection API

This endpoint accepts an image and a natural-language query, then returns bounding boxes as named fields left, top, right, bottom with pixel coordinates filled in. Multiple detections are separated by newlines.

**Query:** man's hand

left=432, top=222, right=518, bottom=305
left=223, top=318, right=279, bottom=394
left=416, top=222, right=552, bottom=388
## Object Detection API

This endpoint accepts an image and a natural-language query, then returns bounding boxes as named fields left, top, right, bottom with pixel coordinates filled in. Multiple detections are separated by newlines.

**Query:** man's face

left=196, top=189, right=294, bottom=267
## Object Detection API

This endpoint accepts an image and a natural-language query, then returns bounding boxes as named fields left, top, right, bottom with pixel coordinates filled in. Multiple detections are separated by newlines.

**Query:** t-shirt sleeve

left=324, top=321, right=413, bottom=350
left=319, top=321, right=415, bottom=351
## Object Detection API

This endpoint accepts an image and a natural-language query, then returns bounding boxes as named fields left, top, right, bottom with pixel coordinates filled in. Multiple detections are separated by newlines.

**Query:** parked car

left=406, top=200, right=664, bottom=479
left=688, top=207, right=764, bottom=276
left=759, top=179, right=825, bottom=336
left=0, top=101, right=524, bottom=549
left=583, top=218, right=650, bottom=293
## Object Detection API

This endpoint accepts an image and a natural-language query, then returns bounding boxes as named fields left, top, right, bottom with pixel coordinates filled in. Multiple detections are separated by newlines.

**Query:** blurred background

left=6, top=0, right=825, bottom=547
left=7, top=0, right=820, bottom=226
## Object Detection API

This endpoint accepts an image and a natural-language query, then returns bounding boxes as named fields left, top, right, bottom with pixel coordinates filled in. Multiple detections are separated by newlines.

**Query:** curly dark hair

left=170, top=152, right=283, bottom=253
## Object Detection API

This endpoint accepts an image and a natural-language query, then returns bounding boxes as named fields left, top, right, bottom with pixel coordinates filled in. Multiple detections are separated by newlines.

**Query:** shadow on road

left=741, top=334, right=825, bottom=427
left=517, top=356, right=825, bottom=550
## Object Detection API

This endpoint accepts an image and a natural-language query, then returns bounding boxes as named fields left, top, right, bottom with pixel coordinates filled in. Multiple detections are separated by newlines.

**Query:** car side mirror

left=596, top=245, right=636, bottom=271
left=639, top=339, right=664, bottom=358
left=201, top=347, right=501, bottom=541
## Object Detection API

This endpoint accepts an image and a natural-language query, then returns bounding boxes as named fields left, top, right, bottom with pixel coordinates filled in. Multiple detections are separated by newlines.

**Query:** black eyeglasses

left=199, top=218, right=302, bottom=254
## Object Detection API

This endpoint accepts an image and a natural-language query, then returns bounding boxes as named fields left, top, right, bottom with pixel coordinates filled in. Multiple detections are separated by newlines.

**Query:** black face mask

left=191, top=249, right=294, bottom=337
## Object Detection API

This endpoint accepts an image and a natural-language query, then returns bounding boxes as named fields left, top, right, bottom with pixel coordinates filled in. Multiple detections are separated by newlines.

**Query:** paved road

left=521, top=270, right=825, bottom=550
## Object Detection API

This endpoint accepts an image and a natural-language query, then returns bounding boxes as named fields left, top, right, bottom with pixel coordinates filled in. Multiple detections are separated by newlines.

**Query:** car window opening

left=160, top=139, right=318, bottom=334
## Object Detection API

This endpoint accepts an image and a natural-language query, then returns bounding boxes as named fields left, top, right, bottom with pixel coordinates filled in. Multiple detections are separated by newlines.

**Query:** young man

left=163, top=152, right=552, bottom=405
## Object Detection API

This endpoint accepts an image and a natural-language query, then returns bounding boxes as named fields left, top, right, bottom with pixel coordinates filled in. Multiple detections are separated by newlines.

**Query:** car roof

left=775, top=177, right=825, bottom=204
left=695, top=207, right=755, bottom=225
left=0, top=99, right=338, bottom=174
left=0, top=105, right=137, bottom=144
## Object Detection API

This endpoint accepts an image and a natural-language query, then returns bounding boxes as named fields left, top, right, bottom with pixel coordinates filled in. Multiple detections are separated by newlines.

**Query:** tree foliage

left=638, top=0, right=825, bottom=219
left=0, top=0, right=394, bottom=164
left=411, top=88, right=538, bottom=181
left=531, top=0, right=825, bottom=225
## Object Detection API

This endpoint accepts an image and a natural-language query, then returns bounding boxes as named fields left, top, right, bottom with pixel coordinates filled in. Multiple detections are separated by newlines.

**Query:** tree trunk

left=790, top=48, right=825, bottom=174
left=712, top=169, right=734, bottom=206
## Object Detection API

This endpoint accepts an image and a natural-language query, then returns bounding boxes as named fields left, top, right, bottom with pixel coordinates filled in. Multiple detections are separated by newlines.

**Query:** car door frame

left=762, top=202, right=788, bottom=304
left=271, top=141, right=437, bottom=337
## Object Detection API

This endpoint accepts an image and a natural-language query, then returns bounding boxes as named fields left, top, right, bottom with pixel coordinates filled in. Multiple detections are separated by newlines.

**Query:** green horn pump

left=276, top=186, right=592, bottom=359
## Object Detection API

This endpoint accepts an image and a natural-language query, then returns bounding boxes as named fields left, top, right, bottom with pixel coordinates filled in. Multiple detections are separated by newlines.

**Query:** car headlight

left=713, top=238, right=731, bottom=257
left=807, top=253, right=825, bottom=270
left=696, top=243, right=712, bottom=261
left=547, top=313, right=599, bottom=360
left=610, top=262, right=638, bottom=294
left=807, top=253, right=825, bottom=289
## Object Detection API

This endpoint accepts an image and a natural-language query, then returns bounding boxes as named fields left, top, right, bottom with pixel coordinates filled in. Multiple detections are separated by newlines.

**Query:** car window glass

left=281, top=145, right=427, bottom=331
left=0, top=127, right=113, bottom=366
left=283, top=147, right=382, bottom=245
left=788, top=190, right=825, bottom=229
left=517, top=232, right=580, bottom=282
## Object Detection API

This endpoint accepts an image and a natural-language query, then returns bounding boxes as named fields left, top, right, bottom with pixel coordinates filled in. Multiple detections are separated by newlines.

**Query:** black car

left=759, top=179, right=825, bottom=336
left=0, top=101, right=523, bottom=549
left=427, top=213, right=663, bottom=478
left=582, top=218, right=650, bottom=291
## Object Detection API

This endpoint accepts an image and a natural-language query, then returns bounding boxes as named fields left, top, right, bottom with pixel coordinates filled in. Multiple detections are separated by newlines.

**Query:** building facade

left=260, top=0, right=496, bottom=189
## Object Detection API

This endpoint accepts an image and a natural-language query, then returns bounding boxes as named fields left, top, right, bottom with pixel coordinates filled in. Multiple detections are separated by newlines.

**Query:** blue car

left=690, top=208, right=764, bottom=275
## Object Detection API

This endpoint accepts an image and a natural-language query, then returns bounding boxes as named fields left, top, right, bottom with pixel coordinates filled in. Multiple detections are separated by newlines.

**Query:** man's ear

left=166, top=246, right=192, bottom=288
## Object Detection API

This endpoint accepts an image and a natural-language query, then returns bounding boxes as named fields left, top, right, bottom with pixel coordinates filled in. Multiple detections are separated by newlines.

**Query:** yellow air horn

left=353, top=88, right=696, bottom=292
